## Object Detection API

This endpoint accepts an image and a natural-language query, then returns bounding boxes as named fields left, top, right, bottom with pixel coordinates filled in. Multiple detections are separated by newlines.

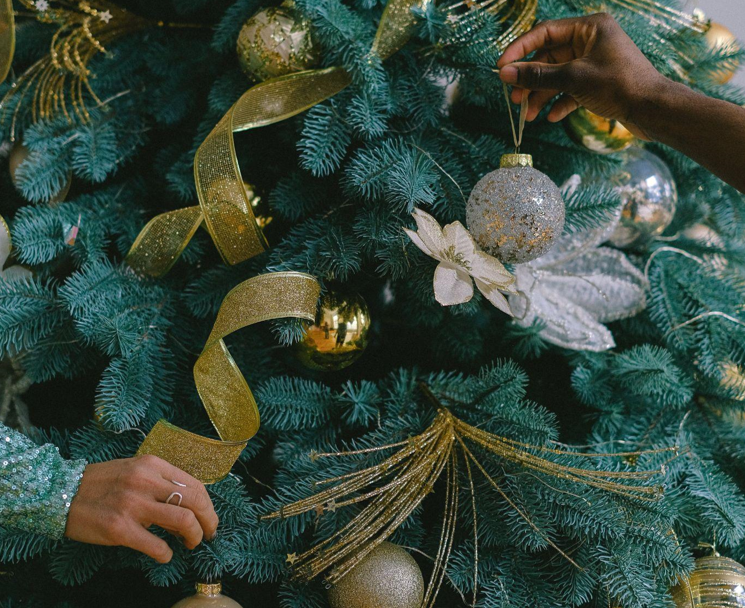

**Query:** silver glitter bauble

left=605, top=147, right=678, bottom=249
left=236, top=2, right=318, bottom=82
left=327, top=542, right=424, bottom=608
left=466, top=154, right=565, bottom=264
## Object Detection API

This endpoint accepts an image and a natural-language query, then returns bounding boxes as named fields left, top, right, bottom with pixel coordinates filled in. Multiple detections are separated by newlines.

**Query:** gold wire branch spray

left=0, top=1, right=151, bottom=132
left=264, top=382, right=679, bottom=607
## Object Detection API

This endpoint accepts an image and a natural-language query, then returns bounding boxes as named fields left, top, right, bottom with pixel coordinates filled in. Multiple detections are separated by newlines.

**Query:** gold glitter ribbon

left=137, top=272, right=320, bottom=483
left=125, top=0, right=432, bottom=278
left=0, top=0, right=12, bottom=84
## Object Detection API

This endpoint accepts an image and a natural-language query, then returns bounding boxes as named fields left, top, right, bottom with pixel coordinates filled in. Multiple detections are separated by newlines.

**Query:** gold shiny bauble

left=236, top=3, right=318, bottom=82
left=671, top=555, right=745, bottom=608
left=327, top=542, right=424, bottom=608
left=293, top=290, right=370, bottom=372
left=565, top=107, right=635, bottom=154
left=705, top=22, right=740, bottom=85
left=8, top=141, right=71, bottom=204
left=171, top=582, right=243, bottom=608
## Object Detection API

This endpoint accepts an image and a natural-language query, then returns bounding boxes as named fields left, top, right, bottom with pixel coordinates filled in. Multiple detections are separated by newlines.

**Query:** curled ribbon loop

left=0, top=0, right=13, bottom=84
left=137, top=272, right=320, bottom=483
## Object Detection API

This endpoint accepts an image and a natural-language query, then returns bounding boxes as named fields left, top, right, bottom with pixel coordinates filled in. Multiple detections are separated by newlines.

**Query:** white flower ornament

left=404, top=208, right=516, bottom=315
left=0, top=217, right=31, bottom=282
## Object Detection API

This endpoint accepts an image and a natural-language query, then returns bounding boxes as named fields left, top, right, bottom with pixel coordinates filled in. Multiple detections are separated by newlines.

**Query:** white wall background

left=690, top=0, right=745, bottom=88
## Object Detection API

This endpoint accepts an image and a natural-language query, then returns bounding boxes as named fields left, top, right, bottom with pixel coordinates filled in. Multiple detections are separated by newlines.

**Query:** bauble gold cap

left=500, top=153, right=533, bottom=168
left=195, top=582, right=222, bottom=597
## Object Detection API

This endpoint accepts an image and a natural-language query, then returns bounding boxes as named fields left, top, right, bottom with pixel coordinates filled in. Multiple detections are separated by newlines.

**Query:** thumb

left=500, top=61, right=577, bottom=92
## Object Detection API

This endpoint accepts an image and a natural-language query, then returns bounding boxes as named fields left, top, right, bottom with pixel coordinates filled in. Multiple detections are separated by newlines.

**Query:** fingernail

left=500, top=65, right=518, bottom=84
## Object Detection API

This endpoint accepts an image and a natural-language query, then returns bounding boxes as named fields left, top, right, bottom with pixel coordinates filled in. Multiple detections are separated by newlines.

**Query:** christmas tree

left=1, top=0, right=745, bottom=606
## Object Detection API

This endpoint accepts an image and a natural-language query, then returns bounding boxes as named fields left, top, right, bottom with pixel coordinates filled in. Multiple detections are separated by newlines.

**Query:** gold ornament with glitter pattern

left=327, top=542, right=424, bottom=608
left=671, top=553, right=745, bottom=608
left=236, top=2, right=318, bottom=82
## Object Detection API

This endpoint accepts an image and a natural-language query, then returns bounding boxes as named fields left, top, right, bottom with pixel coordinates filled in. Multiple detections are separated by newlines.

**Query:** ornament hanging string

left=502, top=81, right=529, bottom=153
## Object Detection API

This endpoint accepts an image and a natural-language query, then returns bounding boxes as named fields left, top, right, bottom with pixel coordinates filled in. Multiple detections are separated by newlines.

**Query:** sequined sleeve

left=0, top=423, right=87, bottom=540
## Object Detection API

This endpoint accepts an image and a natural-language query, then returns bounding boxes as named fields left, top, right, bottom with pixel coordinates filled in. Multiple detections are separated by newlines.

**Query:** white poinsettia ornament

left=0, top=217, right=31, bottom=282
left=507, top=176, right=647, bottom=352
left=403, top=208, right=516, bottom=315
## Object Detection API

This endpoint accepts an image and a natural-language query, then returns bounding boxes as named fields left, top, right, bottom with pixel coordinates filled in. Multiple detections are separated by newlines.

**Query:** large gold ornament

left=327, top=542, right=424, bottom=608
left=236, top=3, right=318, bottom=82
left=671, top=554, right=745, bottom=608
left=293, top=290, right=370, bottom=372
left=704, top=21, right=740, bottom=85
left=466, top=154, right=565, bottom=264
left=171, top=582, right=243, bottom=608
left=9, top=141, right=71, bottom=204
left=565, top=107, right=635, bottom=155
left=265, top=384, right=676, bottom=608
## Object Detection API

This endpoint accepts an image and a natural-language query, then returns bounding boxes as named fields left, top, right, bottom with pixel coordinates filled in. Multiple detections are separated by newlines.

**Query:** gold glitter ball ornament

left=466, top=153, right=565, bottom=264
left=604, top=147, right=678, bottom=249
left=565, top=107, right=635, bottom=155
left=9, top=141, right=71, bottom=204
left=670, top=554, right=745, bottom=608
left=704, top=22, right=740, bottom=85
left=236, top=2, right=318, bottom=82
left=293, top=290, right=370, bottom=372
left=171, top=582, right=243, bottom=608
left=327, top=542, right=424, bottom=608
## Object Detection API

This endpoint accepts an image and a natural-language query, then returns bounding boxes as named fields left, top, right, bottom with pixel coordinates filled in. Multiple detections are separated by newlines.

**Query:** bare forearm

left=634, top=79, right=745, bottom=192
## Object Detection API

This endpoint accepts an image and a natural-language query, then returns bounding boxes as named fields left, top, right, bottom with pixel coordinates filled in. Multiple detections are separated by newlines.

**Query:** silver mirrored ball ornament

left=606, top=147, right=677, bottom=249
left=466, top=154, right=565, bottom=264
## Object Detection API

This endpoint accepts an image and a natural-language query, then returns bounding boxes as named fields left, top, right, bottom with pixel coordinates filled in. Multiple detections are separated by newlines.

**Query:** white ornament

left=404, top=208, right=516, bottom=315
left=34, top=0, right=49, bottom=11
left=507, top=178, right=647, bottom=351
left=98, top=10, right=113, bottom=23
left=0, top=218, right=31, bottom=282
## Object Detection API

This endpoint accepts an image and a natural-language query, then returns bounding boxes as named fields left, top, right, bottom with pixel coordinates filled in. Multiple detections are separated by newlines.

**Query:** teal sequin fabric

left=0, top=423, right=86, bottom=539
